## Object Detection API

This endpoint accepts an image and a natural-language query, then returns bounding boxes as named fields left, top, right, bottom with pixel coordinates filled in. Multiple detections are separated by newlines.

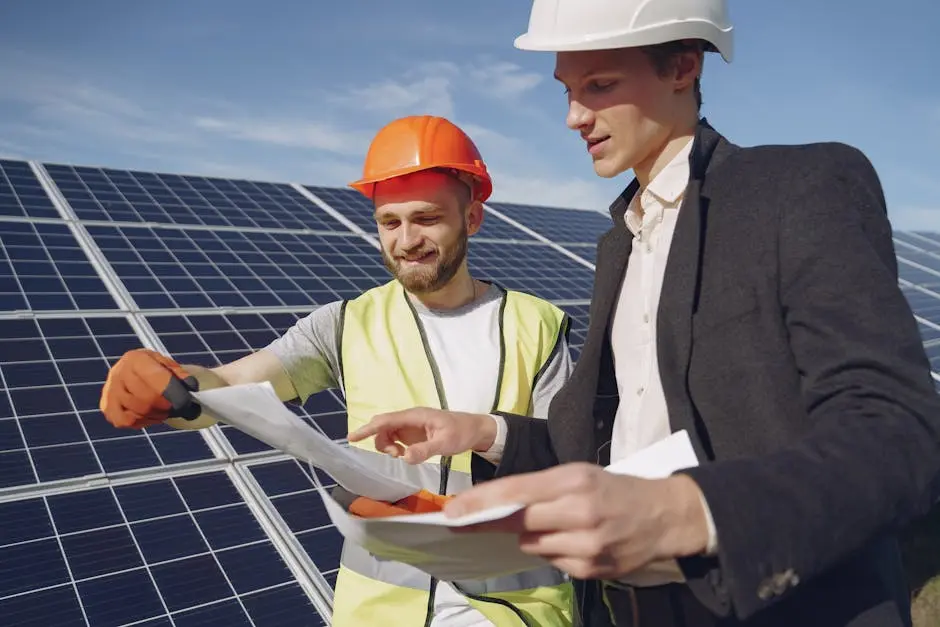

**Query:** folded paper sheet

left=192, top=383, right=538, bottom=580
left=192, top=382, right=699, bottom=582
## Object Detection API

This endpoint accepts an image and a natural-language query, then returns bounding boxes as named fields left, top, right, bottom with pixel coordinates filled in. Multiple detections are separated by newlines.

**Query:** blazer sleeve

left=679, top=146, right=940, bottom=620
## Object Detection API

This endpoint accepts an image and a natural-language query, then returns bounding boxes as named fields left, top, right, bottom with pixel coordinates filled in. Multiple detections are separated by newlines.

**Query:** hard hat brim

left=349, top=163, right=493, bottom=203
left=514, top=23, right=734, bottom=64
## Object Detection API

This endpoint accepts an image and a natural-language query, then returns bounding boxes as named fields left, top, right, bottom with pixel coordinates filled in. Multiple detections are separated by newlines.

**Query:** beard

left=381, top=226, right=469, bottom=294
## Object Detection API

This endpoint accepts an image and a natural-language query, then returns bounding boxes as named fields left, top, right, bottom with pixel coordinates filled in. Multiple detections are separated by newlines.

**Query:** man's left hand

left=443, top=463, right=711, bottom=580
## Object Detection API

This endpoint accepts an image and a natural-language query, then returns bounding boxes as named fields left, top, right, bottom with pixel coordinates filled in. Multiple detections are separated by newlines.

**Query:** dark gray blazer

left=483, top=120, right=940, bottom=626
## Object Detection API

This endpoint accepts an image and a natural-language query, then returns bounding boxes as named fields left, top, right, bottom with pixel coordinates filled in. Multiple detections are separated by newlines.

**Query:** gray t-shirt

left=265, top=284, right=572, bottom=418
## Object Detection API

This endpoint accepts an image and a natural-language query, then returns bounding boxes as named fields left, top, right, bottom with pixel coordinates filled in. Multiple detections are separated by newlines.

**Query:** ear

left=465, top=200, right=484, bottom=236
left=673, top=47, right=702, bottom=93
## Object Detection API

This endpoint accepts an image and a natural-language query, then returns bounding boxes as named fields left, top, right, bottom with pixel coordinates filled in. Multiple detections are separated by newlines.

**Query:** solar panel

left=0, top=316, right=215, bottom=490
left=249, top=460, right=344, bottom=591
left=560, top=303, right=590, bottom=361
left=486, top=200, right=612, bottom=244
left=146, top=311, right=348, bottom=453
left=86, top=224, right=390, bottom=309
left=467, top=242, right=596, bottom=302
left=0, top=220, right=118, bottom=311
left=304, top=185, right=539, bottom=242
left=0, top=470, right=328, bottom=626
left=3, top=154, right=937, bottom=626
left=0, top=160, right=60, bottom=219
left=45, top=164, right=348, bottom=232
left=562, top=243, right=597, bottom=264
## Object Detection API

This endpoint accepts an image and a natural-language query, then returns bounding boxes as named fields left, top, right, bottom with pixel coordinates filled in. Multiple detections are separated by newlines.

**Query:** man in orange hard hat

left=98, top=114, right=575, bottom=627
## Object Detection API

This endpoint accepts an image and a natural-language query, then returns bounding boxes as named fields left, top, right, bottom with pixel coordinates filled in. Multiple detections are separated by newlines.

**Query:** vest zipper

left=453, top=585, right=535, bottom=627
left=404, top=292, right=452, bottom=627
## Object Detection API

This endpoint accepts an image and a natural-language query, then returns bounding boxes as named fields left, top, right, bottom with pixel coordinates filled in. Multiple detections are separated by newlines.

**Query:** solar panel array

left=0, top=158, right=605, bottom=626
left=2, top=156, right=938, bottom=625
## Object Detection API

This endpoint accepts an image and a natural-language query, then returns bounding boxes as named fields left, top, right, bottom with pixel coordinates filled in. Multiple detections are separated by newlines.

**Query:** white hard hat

left=514, top=0, right=734, bottom=63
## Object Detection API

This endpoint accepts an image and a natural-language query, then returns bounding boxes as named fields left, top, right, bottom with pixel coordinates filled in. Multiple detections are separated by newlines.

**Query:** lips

left=586, top=136, right=610, bottom=155
left=399, top=250, right=436, bottom=263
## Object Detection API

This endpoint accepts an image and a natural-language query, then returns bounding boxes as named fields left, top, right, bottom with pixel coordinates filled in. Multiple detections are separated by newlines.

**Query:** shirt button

left=643, top=313, right=650, bottom=324
left=595, top=420, right=604, bottom=430
left=636, top=387, right=645, bottom=396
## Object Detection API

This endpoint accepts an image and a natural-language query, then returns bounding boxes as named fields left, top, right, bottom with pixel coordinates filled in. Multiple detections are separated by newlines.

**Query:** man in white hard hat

left=349, top=1, right=940, bottom=626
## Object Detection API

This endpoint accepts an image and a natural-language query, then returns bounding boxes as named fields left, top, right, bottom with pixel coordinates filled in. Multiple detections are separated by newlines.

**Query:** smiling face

left=373, top=170, right=483, bottom=295
left=554, top=46, right=701, bottom=181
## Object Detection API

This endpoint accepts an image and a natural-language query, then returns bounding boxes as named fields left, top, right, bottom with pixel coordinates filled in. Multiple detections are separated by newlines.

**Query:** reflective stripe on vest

left=332, top=279, right=574, bottom=627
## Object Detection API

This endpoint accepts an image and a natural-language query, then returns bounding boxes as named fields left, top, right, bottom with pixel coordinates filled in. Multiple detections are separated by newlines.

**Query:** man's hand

left=442, top=463, right=711, bottom=580
left=347, top=408, right=497, bottom=464
left=100, top=348, right=200, bottom=429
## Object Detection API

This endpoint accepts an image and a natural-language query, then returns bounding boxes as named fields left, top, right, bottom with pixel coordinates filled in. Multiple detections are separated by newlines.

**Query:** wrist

left=470, top=413, right=498, bottom=452
left=660, top=474, right=711, bottom=558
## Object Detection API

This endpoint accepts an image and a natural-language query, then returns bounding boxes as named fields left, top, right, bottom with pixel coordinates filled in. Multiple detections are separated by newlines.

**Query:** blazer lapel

left=587, top=180, right=639, bottom=348
left=656, top=121, right=724, bottom=462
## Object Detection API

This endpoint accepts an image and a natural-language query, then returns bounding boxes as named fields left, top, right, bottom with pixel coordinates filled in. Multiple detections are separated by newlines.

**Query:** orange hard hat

left=349, top=115, right=493, bottom=202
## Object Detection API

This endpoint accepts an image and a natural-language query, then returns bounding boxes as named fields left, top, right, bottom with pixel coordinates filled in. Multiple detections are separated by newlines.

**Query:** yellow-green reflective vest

left=331, top=279, right=574, bottom=627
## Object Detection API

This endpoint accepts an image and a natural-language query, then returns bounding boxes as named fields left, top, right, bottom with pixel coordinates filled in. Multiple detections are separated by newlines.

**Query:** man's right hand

left=100, top=348, right=200, bottom=429
left=347, top=408, right=497, bottom=464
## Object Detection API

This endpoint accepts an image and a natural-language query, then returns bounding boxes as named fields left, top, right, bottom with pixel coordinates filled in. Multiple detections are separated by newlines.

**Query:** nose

left=566, top=98, right=594, bottom=132
left=399, top=222, right=423, bottom=251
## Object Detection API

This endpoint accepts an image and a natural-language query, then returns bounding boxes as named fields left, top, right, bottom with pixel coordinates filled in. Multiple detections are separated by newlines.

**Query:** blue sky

left=0, top=0, right=937, bottom=229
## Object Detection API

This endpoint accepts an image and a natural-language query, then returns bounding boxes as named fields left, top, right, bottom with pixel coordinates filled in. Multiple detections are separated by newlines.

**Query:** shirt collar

left=624, top=137, right=694, bottom=236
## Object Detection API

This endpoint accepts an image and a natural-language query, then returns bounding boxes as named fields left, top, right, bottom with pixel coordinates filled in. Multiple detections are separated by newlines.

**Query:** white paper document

left=192, top=382, right=700, bottom=582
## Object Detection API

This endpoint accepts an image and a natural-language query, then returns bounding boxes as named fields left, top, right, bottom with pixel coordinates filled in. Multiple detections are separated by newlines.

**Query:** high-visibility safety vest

left=331, top=279, right=574, bottom=627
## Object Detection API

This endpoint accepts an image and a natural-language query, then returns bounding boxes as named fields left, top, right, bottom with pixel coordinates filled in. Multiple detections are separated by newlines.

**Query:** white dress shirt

left=486, top=137, right=718, bottom=587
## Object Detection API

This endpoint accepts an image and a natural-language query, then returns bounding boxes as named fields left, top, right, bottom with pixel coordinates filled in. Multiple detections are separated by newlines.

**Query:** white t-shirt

left=266, top=283, right=571, bottom=627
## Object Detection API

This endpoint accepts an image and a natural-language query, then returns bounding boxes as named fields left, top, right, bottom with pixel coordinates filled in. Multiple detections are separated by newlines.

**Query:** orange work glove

left=332, top=486, right=453, bottom=518
left=100, top=348, right=200, bottom=429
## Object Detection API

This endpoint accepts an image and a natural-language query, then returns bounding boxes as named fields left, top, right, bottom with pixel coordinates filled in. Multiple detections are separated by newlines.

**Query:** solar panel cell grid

left=487, top=201, right=612, bottom=244
left=468, top=242, right=595, bottom=302
left=45, top=164, right=347, bottom=232
left=0, top=159, right=60, bottom=219
left=250, top=460, right=343, bottom=586
left=146, top=312, right=348, bottom=453
left=87, top=224, right=390, bottom=309
left=560, top=303, right=590, bottom=361
left=562, top=243, right=597, bottom=264
left=0, top=220, right=118, bottom=312
left=0, top=471, right=326, bottom=626
left=305, top=184, right=538, bottom=242
left=0, top=316, right=214, bottom=489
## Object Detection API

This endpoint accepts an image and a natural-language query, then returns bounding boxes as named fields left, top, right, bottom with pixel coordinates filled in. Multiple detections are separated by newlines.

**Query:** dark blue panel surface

left=0, top=220, right=118, bottom=311
left=468, top=242, right=596, bottom=302
left=560, top=303, right=590, bottom=362
left=306, top=185, right=537, bottom=242
left=250, top=460, right=343, bottom=587
left=146, top=312, right=347, bottom=453
left=87, top=224, right=389, bottom=309
left=562, top=243, right=597, bottom=265
left=487, top=201, right=612, bottom=244
left=44, top=163, right=350, bottom=232
left=0, top=471, right=326, bottom=626
left=0, top=160, right=59, bottom=219
left=0, top=316, right=213, bottom=489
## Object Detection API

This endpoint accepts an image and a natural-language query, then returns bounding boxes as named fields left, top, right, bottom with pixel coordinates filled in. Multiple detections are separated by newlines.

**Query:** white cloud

left=0, top=48, right=612, bottom=208
left=488, top=170, right=612, bottom=212
left=468, top=60, right=543, bottom=101
left=334, top=74, right=457, bottom=119
left=192, top=116, right=371, bottom=156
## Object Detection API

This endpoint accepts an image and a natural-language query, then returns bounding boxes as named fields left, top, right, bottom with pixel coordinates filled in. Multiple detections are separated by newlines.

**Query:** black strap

left=163, top=375, right=201, bottom=420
